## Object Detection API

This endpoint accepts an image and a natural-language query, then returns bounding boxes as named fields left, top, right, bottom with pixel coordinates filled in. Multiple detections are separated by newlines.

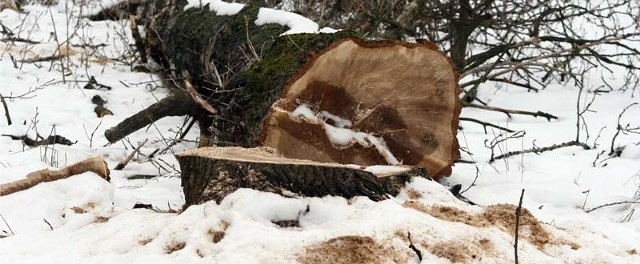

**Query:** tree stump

left=176, top=146, right=428, bottom=206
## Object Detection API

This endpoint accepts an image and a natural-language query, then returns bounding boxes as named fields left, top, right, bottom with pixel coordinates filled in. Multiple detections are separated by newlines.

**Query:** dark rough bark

left=176, top=147, right=428, bottom=206
left=105, top=2, right=362, bottom=146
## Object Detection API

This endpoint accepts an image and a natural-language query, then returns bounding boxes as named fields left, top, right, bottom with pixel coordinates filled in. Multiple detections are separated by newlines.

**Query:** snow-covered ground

left=1, top=2, right=639, bottom=263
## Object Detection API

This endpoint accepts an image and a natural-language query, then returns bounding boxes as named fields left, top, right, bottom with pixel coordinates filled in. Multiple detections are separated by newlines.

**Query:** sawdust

left=405, top=188, right=422, bottom=199
left=297, top=235, right=403, bottom=264
left=164, top=241, right=186, bottom=254
left=404, top=202, right=567, bottom=250
left=138, top=238, right=153, bottom=246
left=428, top=240, right=475, bottom=263
left=207, top=221, right=228, bottom=243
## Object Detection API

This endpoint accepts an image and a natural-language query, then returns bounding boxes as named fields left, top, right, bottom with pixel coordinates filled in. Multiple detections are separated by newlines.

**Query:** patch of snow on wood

left=289, top=104, right=401, bottom=165
left=185, top=0, right=244, bottom=15
left=256, top=7, right=319, bottom=34
left=364, top=165, right=410, bottom=174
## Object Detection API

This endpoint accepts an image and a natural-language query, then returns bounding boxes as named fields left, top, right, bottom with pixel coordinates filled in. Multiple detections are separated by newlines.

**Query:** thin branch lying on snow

left=114, top=139, right=148, bottom=170
left=0, top=92, right=11, bottom=125
left=0, top=213, right=15, bottom=237
left=586, top=201, right=640, bottom=213
left=460, top=117, right=515, bottom=133
left=463, top=102, right=558, bottom=121
left=485, top=130, right=526, bottom=162
left=1, top=134, right=76, bottom=147
left=491, top=140, right=590, bottom=162
left=0, top=156, right=110, bottom=196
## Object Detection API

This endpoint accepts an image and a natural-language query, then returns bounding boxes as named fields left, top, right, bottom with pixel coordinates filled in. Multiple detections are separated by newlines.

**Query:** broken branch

left=104, top=93, right=195, bottom=143
left=460, top=117, right=515, bottom=133
left=1, top=134, right=76, bottom=147
left=0, top=156, right=110, bottom=196
left=114, top=138, right=148, bottom=170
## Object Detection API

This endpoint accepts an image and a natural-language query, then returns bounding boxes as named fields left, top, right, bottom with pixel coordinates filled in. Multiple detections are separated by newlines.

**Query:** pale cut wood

left=260, top=39, right=461, bottom=178
left=0, top=156, right=110, bottom=196
left=176, top=147, right=429, bottom=206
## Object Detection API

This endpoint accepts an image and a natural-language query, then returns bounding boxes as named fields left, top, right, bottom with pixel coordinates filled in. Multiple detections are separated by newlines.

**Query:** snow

left=255, top=7, right=319, bottom=34
left=185, top=0, right=244, bottom=16
left=1, top=1, right=639, bottom=263
left=289, top=104, right=401, bottom=164
left=183, top=0, right=330, bottom=34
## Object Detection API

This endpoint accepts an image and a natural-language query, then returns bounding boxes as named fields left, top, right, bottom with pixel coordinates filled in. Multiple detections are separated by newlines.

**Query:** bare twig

left=1, top=134, right=76, bottom=147
left=514, top=189, right=525, bottom=264
left=460, top=117, right=515, bottom=133
left=464, top=102, right=558, bottom=121
left=407, top=232, right=422, bottom=261
left=43, top=219, right=53, bottom=231
left=459, top=165, right=480, bottom=195
left=0, top=213, right=15, bottom=236
left=114, top=139, right=148, bottom=170
left=17, top=54, right=66, bottom=63
left=586, top=201, right=640, bottom=213
left=492, top=141, right=590, bottom=162
left=0, top=92, right=11, bottom=125
left=609, top=103, right=639, bottom=157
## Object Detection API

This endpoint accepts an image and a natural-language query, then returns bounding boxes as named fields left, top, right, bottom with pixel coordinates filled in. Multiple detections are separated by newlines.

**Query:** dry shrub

left=298, top=235, right=403, bottom=264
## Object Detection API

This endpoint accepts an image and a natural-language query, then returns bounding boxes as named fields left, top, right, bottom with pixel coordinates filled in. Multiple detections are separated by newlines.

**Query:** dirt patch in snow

left=404, top=201, right=564, bottom=249
left=207, top=221, right=229, bottom=243
left=297, top=235, right=405, bottom=264
left=164, top=241, right=186, bottom=254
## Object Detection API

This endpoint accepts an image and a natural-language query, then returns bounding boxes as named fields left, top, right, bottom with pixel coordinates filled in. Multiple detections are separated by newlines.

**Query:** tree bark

left=176, top=147, right=428, bottom=206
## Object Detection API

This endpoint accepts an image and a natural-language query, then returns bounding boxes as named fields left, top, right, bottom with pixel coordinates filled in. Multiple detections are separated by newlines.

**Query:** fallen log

left=176, top=146, right=428, bottom=206
left=0, top=156, right=110, bottom=196
left=104, top=1, right=460, bottom=204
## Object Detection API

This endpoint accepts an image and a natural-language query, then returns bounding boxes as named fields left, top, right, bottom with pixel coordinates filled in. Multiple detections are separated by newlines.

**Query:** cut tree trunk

left=176, top=146, right=428, bottom=206
left=103, top=2, right=461, bottom=203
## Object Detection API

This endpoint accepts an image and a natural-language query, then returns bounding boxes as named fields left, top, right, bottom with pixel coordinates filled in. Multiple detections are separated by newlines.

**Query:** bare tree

left=258, top=0, right=640, bottom=102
